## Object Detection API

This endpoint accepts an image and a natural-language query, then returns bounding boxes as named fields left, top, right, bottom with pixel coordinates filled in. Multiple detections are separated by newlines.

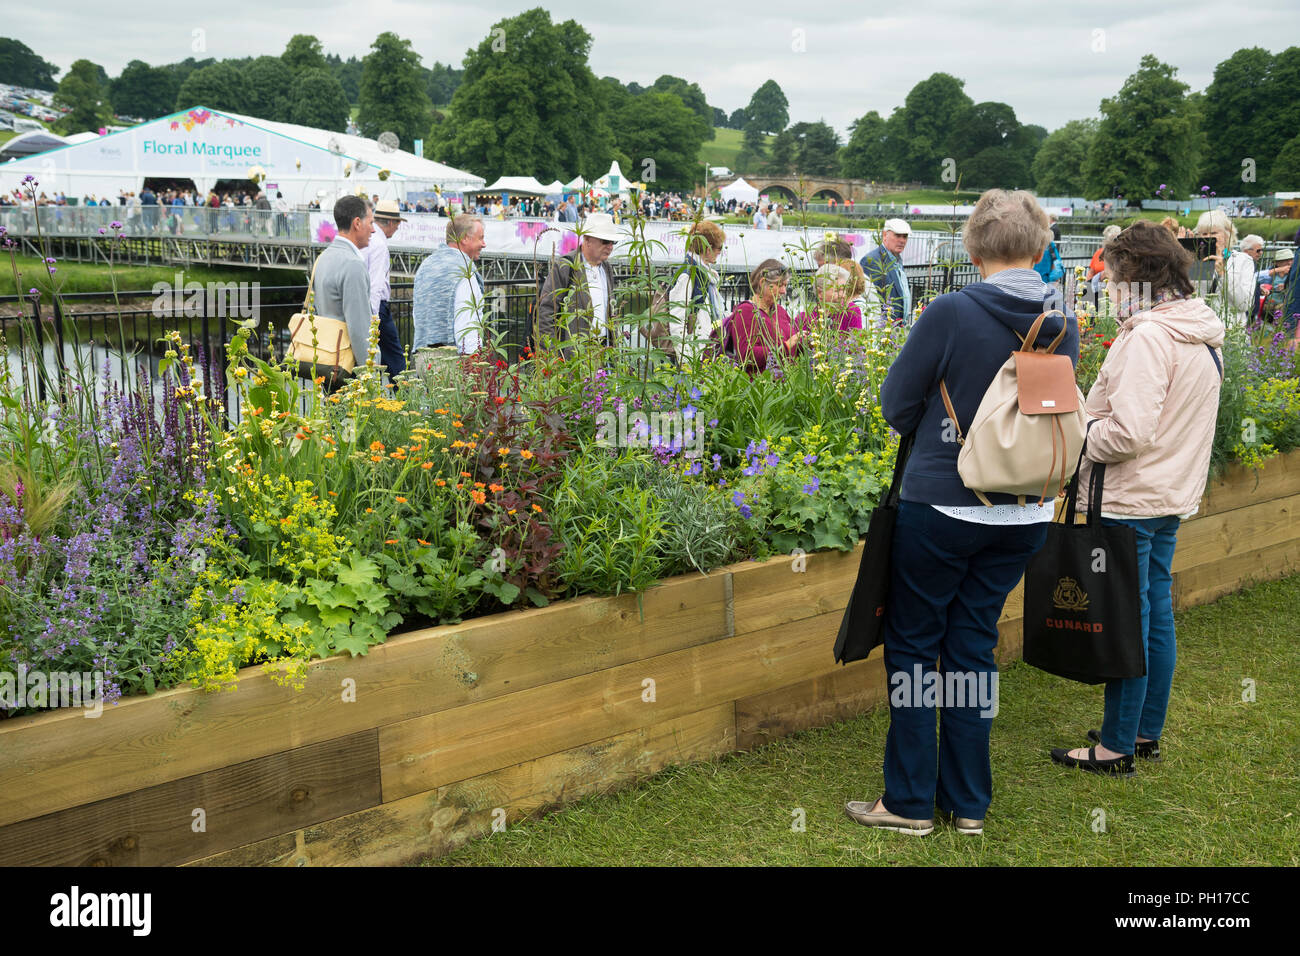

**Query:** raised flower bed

left=1, top=448, right=1296, bottom=866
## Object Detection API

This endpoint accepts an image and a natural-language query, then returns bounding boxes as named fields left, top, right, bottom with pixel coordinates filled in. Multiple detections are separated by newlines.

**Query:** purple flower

left=27, top=287, right=37, bottom=296
left=802, top=476, right=821, bottom=494
left=803, top=454, right=818, bottom=465
left=681, top=404, right=696, bottom=419
left=732, top=490, right=745, bottom=507
left=711, top=453, right=721, bottom=471
left=764, top=453, right=779, bottom=468
left=739, top=504, right=753, bottom=519
left=110, top=220, right=122, bottom=229
left=44, top=257, right=56, bottom=265
left=690, top=386, right=702, bottom=401
left=708, top=418, right=718, bottom=428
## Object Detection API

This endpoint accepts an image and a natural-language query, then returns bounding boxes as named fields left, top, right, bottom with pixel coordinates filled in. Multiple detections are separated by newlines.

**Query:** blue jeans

left=881, top=501, right=1049, bottom=820
left=1098, top=515, right=1181, bottom=754
left=377, top=300, right=406, bottom=376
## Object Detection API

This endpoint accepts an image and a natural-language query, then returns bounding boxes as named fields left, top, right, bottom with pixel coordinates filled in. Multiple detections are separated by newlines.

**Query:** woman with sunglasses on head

left=725, top=258, right=806, bottom=374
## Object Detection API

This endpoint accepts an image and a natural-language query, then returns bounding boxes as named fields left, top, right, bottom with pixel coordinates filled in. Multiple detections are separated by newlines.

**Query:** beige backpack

left=939, top=309, right=1086, bottom=506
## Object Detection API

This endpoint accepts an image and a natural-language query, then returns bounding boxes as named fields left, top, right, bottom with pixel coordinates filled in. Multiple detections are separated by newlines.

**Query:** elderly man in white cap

left=537, top=211, right=622, bottom=357
left=859, top=218, right=912, bottom=325
left=363, top=199, right=407, bottom=374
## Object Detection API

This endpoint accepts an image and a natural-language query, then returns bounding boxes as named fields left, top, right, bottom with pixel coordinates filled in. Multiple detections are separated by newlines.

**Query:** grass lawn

left=699, top=127, right=772, bottom=172
left=1115, top=211, right=1298, bottom=241
left=427, top=573, right=1300, bottom=866
left=1, top=256, right=302, bottom=297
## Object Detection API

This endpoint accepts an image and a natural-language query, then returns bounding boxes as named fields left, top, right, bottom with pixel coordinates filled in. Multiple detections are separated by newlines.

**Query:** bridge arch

left=811, top=187, right=845, bottom=204
left=755, top=183, right=799, bottom=204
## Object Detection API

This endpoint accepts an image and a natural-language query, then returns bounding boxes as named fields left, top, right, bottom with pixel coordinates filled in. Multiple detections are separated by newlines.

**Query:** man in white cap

left=860, top=218, right=912, bottom=324
left=537, top=211, right=622, bottom=357
left=364, top=199, right=407, bottom=374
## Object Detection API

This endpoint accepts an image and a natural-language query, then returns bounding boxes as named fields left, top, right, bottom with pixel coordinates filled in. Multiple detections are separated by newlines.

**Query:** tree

left=736, top=124, right=768, bottom=173
left=650, top=74, right=713, bottom=140
left=175, top=61, right=250, bottom=113
left=1083, top=55, right=1201, bottom=202
left=0, top=37, right=60, bottom=89
left=745, top=80, right=788, bottom=134
left=1200, top=48, right=1272, bottom=193
left=711, top=106, right=728, bottom=128
left=613, top=91, right=709, bottom=191
left=794, top=120, right=840, bottom=176
left=110, top=60, right=178, bottom=120
left=1032, top=119, right=1098, bottom=195
left=328, top=53, right=364, bottom=104
left=244, top=56, right=294, bottom=122
left=357, top=32, right=432, bottom=148
left=282, top=35, right=326, bottom=75
left=288, top=68, right=350, bottom=132
left=840, top=110, right=893, bottom=179
left=890, top=73, right=973, bottom=183
left=728, top=107, right=748, bottom=130
left=426, top=61, right=462, bottom=105
left=1273, top=132, right=1300, bottom=191
left=946, top=101, right=1019, bottom=159
left=768, top=128, right=796, bottom=173
left=961, top=146, right=1030, bottom=189
left=54, top=59, right=111, bottom=133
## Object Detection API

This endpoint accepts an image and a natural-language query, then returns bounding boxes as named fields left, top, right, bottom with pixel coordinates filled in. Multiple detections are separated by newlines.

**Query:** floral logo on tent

left=316, top=220, right=337, bottom=243
left=515, top=221, right=546, bottom=244
left=559, top=231, right=581, bottom=256
left=167, top=109, right=242, bottom=134
left=842, top=233, right=863, bottom=248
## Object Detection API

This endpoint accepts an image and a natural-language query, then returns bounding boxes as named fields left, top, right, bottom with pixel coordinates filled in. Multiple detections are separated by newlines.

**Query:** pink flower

left=842, top=233, right=863, bottom=247
left=316, top=221, right=338, bottom=243
left=515, top=221, right=546, bottom=244
left=559, top=231, right=581, bottom=256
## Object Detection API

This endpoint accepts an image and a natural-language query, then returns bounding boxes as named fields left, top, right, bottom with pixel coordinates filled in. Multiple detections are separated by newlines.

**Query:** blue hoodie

left=880, top=282, right=1080, bottom=507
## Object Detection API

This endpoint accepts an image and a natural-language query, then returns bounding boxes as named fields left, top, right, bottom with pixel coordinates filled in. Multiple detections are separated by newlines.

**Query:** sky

left=16, top=0, right=1300, bottom=137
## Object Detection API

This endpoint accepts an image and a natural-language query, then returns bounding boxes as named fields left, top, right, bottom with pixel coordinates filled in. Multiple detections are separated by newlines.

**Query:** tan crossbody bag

left=289, top=256, right=356, bottom=374
left=939, top=309, right=1087, bottom=506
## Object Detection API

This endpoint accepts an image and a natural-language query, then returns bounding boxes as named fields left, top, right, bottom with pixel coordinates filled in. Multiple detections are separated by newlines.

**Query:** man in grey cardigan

left=310, top=195, right=375, bottom=366
left=536, top=212, right=621, bottom=358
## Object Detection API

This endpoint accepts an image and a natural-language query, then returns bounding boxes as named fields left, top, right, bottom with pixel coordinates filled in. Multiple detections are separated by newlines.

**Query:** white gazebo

left=719, top=177, right=759, bottom=204
left=483, top=175, right=550, bottom=195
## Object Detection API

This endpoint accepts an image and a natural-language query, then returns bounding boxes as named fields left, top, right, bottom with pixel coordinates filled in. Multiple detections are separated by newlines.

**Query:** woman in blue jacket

left=845, top=189, right=1079, bottom=837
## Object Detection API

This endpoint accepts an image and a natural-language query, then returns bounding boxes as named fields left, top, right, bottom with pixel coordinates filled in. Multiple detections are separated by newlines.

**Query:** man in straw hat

left=537, top=211, right=622, bottom=358
left=364, top=199, right=407, bottom=375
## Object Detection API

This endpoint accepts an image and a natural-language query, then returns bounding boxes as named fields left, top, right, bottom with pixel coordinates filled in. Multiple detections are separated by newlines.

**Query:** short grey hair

left=1102, top=224, right=1122, bottom=241
left=962, top=188, right=1051, bottom=264
left=813, top=263, right=850, bottom=295
left=447, top=213, right=482, bottom=244
left=1241, top=234, right=1265, bottom=251
left=1194, top=209, right=1237, bottom=246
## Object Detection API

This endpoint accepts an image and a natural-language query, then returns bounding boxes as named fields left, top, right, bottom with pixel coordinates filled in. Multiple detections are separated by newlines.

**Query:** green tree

left=1200, top=48, right=1273, bottom=193
left=1273, top=131, right=1300, bottom=191
left=54, top=59, right=111, bottom=133
left=1032, top=119, right=1098, bottom=195
left=613, top=91, right=708, bottom=190
left=0, top=37, right=59, bottom=89
left=175, top=61, right=249, bottom=113
left=650, top=74, right=713, bottom=140
left=245, top=56, right=294, bottom=122
left=110, top=60, right=178, bottom=120
left=288, top=67, right=350, bottom=132
left=736, top=123, right=768, bottom=173
left=745, top=80, right=788, bottom=134
left=426, top=61, right=462, bottom=105
left=945, top=101, right=1019, bottom=160
left=282, top=34, right=326, bottom=75
left=794, top=120, right=840, bottom=176
left=839, top=109, right=893, bottom=179
left=961, top=146, right=1030, bottom=189
left=711, top=106, right=728, bottom=128
left=429, top=8, right=611, bottom=182
left=768, top=128, right=796, bottom=173
left=357, top=31, right=432, bottom=148
left=891, top=72, right=973, bottom=183
left=728, top=107, right=748, bottom=130
left=163, top=57, right=215, bottom=93
left=1083, top=55, right=1201, bottom=202
left=327, top=53, right=364, bottom=104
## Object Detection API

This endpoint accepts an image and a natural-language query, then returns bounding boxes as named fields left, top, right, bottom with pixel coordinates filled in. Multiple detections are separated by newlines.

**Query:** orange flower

left=370, top=455, right=383, bottom=463
left=508, top=508, right=517, bottom=515
left=455, top=483, right=464, bottom=490
left=328, top=491, right=338, bottom=497
left=532, top=503, right=543, bottom=512
left=323, top=436, right=336, bottom=445
left=466, top=442, right=477, bottom=450
left=498, top=447, right=510, bottom=456
left=520, top=450, right=533, bottom=460
left=489, top=483, right=505, bottom=493
left=421, top=462, right=433, bottom=470
left=460, top=471, right=472, bottom=478
left=324, top=451, right=336, bottom=459
left=314, top=376, right=325, bottom=386
left=473, top=482, right=486, bottom=489
left=385, top=539, right=399, bottom=545
left=452, top=421, right=464, bottom=429
left=494, top=396, right=506, bottom=405
left=470, top=490, right=486, bottom=505
left=395, top=496, right=407, bottom=504
left=418, top=539, right=431, bottom=546
left=295, top=431, right=307, bottom=440
left=436, top=479, right=446, bottom=487
left=370, top=441, right=385, bottom=452
left=365, top=507, right=374, bottom=513
left=434, top=408, right=449, bottom=414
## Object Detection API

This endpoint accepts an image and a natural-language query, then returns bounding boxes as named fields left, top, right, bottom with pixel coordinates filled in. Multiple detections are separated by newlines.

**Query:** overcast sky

left=17, top=0, right=1300, bottom=136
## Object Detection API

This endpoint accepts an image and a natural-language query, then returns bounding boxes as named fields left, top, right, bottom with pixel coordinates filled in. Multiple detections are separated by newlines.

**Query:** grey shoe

left=938, top=809, right=984, bottom=835
left=845, top=797, right=934, bottom=836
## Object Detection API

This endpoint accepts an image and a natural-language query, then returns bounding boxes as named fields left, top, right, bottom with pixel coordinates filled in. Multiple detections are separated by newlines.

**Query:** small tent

left=483, top=175, right=550, bottom=195
left=719, top=178, right=759, bottom=204
left=594, top=161, right=628, bottom=196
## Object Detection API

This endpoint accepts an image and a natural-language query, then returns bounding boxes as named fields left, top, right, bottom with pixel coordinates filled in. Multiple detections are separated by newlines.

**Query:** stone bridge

left=705, top=176, right=922, bottom=205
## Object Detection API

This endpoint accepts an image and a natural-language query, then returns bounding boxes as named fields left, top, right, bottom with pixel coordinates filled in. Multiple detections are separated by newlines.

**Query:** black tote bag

left=833, top=433, right=915, bottom=665
left=1022, top=456, right=1144, bottom=684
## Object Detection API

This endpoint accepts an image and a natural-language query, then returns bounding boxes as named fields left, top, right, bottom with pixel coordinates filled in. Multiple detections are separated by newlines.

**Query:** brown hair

left=686, top=220, right=725, bottom=256
left=749, top=258, right=789, bottom=297
left=1159, top=217, right=1180, bottom=236
left=1103, top=220, right=1194, bottom=298
left=961, top=188, right=1050, bottom=263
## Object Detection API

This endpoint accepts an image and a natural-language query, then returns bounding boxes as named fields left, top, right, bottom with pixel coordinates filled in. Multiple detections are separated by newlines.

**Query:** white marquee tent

left=0, top=106, right=485, bottom=205
left=719, top=177, right=759, bottom=204
left=482, top=175, right=551, bottom=196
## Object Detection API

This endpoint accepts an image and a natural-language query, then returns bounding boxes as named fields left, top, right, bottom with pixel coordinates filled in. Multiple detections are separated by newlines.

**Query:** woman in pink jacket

left=1051, top=221, right=1225, bottom=775
left=724, top=259, right=806, bottom=374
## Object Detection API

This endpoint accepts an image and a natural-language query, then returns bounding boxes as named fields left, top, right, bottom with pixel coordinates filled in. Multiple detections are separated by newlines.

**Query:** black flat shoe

left=1088, top=728, right=1161, bottom=761
left=1050, top=745, right=1135, bottom=776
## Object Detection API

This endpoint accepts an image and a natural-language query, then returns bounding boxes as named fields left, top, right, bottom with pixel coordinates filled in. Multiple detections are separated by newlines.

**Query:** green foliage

left=0, top=36, right=60, bottom=89
left=1083, top=55, right=1201, bottom=201
left=649, top=74, right=713, bottom=141
left=425, top=61, right=463, bottom=106
left=1274, top=132, right=1300, bottom=191
left=1200, top=46, right=1299, bottom=193
left=109, top=60, right=178, bottom=120
left=745, top=79, right=789, bottom=134
left=1032, top=119, right=1098, bottom=195
left=889, top=72, right=973, bottom=183
left=244, top=56, right=294, bottom=123
left=54, top=59, right=111, bottom=133
left=281, top=34, right=327, bottom=75
left=357, top=31, right=432, bottom=147
left=736, top=123, right=769, bottom=173
left=768, top=128, right=795, bottom=174
left=791, top=121, right=841, bottom=176
left=612, top=90, right=709, bottom=191
left=840, top=110, right=893, bottom=180
left=429, top=8, right=610, bottom=182
left=961, top=145, right=1030, bottom=190
left=175, top=61, right=249, bottom=114
left=288, top=67, right=350, bottom=132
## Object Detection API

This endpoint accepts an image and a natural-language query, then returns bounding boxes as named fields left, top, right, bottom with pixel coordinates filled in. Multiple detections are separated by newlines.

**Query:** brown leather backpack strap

left=1041, top=309, right=1069, bottom=354
left=938, top=379, right=964, bottom=444
left=1020, top=312, right=1049, bottom=352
